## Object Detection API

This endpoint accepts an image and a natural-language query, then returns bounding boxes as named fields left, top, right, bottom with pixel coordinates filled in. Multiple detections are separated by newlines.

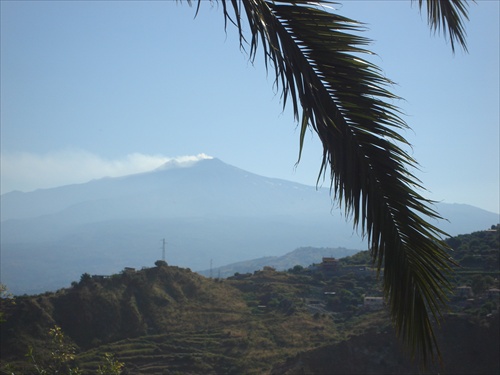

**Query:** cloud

left=0, top=150, right=212, bottom=194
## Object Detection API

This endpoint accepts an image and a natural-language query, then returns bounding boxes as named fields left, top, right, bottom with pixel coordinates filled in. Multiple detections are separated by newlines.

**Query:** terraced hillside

left=1, top=264, right=348, bottom=374
left=1, top=227, right=499, bottom=374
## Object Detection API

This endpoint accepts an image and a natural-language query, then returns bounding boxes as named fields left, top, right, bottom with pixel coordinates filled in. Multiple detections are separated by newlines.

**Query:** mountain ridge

left=1, top=158, right=498, bottom=295
left=198, top=246, right=361, bottom=278
left=0, top=158, right=327, bottom=221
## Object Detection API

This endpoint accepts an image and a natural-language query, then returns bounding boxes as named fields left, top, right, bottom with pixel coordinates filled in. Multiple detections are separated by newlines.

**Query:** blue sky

left=1, top=0, right=499, bottom=214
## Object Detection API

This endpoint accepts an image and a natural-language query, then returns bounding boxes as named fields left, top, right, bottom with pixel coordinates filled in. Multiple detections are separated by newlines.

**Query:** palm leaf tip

left=417, top=0, right=470, bottom=52
left=382, top=230, right=454, bottom=364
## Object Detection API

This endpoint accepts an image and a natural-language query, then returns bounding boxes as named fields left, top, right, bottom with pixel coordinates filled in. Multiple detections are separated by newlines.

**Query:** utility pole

left=162, top=238, right=166, bottom=262
left=210, top=259, right=213, bottom=279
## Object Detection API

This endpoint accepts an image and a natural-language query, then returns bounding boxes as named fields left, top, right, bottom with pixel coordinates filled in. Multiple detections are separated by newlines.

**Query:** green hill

left=1, top=264, right=347, bottom=374
left=1, top=227, right=499, bottom=374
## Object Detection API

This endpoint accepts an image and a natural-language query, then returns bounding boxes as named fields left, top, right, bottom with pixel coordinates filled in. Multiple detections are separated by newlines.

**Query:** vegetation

left=0, top=325, right=123, bottom=375
left=0, top=284, right=14, bottom=324
left=181, top=0, right=472, bottom=363
left=1, top=227, right=498, bottom=374
left=2, top=265, right=342, bottom=374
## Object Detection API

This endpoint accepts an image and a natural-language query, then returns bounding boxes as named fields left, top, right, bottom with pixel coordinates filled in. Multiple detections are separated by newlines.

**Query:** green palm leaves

left=187, top=0, right=470, bottom=365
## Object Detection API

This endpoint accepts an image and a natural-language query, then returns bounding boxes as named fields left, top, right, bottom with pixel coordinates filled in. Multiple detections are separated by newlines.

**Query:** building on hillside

left=124, top=267, right=136, bottom=273
left=364, top=296, right=384, bottom=310
left=91, top=275, right=109, bottom=280
left=321, top=257, right=339, bottom=269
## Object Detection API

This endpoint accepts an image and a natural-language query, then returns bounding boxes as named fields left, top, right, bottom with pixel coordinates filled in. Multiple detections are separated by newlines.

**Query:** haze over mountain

left=1, top=158, right=498, bottom=294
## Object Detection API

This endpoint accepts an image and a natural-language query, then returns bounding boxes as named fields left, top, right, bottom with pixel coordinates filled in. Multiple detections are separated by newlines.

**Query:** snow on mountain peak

left=155, top=153, right=213, bottom=171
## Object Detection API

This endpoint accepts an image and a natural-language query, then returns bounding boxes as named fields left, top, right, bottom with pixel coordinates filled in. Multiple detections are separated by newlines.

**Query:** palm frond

left=417, top=0, right=471, bottom=52
left=180, top=0, right=472, bottom=365
left=213, top=0, right=456, bottom=364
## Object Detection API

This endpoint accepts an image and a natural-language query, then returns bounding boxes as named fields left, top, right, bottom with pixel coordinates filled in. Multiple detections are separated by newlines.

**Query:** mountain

left=1, top=158, right=332, bottom=221
left=1, top=158, right=498, bottom=295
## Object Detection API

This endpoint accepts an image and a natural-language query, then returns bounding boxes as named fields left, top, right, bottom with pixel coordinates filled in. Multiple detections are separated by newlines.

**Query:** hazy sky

left=1, top=1, right=499, bottom=214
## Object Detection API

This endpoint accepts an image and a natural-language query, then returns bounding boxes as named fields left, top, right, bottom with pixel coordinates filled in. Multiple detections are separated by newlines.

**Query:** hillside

left=198, top=246, right=360, bottom=278
left=1, top=228, right=499, bottom=374
left=271, top=314, right=499, bottom=375
left=1, top=264, right=347, bottom=374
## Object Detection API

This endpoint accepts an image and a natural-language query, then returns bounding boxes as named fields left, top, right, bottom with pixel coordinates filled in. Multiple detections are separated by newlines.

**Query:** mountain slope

left=1, top=229, right=498, bottom=375
left=0, top=264, right=346, bottom=374
left=1, top=158, right=497, bottom=295
left=271, top=314, right=499, bottom=375
left=0, top=158, right=331, bottom=221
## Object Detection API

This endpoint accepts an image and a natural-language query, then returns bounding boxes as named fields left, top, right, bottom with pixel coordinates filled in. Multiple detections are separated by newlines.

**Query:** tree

left=154, top=260, right=168, bottom=267
left=25, top=325, right=82, bottom=375
left=0, top=284, right=15, bottom=324
left=185, top=0, right=470, bottom=365
left=289, top=265, right=304, bottom=274
left=96, top=353, right=124, bottom=375
left=80, top=273, right=92, bottom=285
left=20, top=325, right=124, bottom=375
